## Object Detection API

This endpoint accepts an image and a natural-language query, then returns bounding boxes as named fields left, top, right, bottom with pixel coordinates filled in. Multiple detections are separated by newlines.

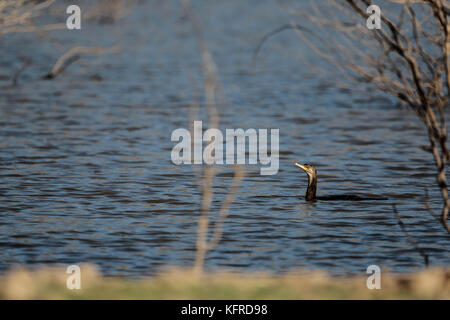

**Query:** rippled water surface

left=0, top=1, right=449, bottom=276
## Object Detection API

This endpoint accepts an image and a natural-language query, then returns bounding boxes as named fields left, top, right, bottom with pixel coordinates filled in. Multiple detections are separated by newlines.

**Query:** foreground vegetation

left=0, top=265, right=448, bottom=299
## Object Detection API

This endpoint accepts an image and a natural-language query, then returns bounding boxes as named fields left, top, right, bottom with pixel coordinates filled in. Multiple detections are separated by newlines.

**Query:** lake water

left=0, top=0, right=448, bottom=277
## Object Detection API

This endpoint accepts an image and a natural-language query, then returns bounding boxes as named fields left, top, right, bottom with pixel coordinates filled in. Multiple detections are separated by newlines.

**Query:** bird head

left=295, top=163, right=317, bottom=179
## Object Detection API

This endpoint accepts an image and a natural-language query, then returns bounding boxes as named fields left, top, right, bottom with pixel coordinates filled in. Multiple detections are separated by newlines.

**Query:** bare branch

left=393, top=204, right=430, bottom=266
left=0, top=0, right=66, bottom=35
left=182, top=0, right=245, bottom=275
left=259, top=0, right=450, bottom=232
left=43, top=46, right=121, bottom=80
left=11, top=57, right=31, bottom=86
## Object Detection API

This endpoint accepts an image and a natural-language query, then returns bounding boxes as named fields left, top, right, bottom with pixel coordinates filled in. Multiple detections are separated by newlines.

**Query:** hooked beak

left=295, top=162, right=307, bottom=172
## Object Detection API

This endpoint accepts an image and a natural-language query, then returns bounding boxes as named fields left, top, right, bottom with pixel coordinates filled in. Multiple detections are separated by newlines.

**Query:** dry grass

left=0, top=265, right=448, bottom=299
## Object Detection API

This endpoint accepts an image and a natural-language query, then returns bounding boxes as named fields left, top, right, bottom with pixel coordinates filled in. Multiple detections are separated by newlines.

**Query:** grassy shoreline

left=0, top=265, right=448, bottom=299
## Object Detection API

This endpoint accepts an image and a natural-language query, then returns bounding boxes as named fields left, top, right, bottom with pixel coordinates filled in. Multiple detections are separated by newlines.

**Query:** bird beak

left=295, top=162, right=307, bottom=172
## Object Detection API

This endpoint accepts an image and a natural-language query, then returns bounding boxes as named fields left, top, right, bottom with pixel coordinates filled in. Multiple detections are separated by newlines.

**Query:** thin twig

left=183, top=0, right=245, bottom=275
left=11, top=58, right=31, bottom=86
left=424, top=187, right=440, bottom=220
left=43, top=46, right=121, bottom=80
left=393, top=204, right=430, bottom=266
left=252, top=23, right=313, bottom=69
left=207, top=166, right=245, bottom=250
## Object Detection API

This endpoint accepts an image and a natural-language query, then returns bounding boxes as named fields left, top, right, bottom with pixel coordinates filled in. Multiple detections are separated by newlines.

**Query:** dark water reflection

left=0, top=1, right=448, bottom=276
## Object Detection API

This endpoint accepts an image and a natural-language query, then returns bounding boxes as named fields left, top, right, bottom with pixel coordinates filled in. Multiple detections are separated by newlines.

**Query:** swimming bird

left=295, top=163, right=388, bottom=201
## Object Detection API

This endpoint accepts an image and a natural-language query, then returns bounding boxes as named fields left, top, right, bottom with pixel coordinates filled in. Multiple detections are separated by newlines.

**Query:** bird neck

left=306, top=174, right=317, bottom=201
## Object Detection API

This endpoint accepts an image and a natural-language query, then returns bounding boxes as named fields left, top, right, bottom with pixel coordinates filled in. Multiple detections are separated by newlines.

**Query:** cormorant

left=295, top=163, right=388, bottom=201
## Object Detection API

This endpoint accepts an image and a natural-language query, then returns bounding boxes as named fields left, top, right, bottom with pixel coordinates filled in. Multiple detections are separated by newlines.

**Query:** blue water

left=0, top=0, right=448, bottom=276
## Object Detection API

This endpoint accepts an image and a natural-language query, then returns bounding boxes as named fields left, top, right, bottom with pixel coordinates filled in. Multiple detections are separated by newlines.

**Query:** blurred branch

left=11, top=57, right=31, bottom=86
left=83, top=0, right=138, bottom=24
left=424, top=187, right=440, bottom=220
left=182, top=0, right=245, bottom=275
left=43, top=45, right=121, bottom=79
left=393, top=204, right=430, bottom=266
left=0, top=0, right=65, bottom=35
left=252, top=23, right=313, bottom=68
left=207, top=166, right=244, bottom=250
